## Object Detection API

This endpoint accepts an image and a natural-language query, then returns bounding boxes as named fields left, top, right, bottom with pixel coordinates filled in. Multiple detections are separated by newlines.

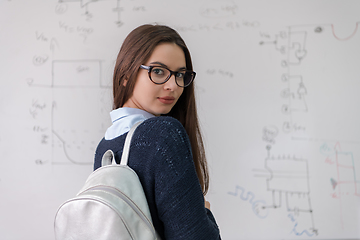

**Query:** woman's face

left=123, top=42, right=186, bottom=116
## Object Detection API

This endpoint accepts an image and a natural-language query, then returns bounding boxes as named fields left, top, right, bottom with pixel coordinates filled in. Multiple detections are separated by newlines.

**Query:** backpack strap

left=101, top=149, right=115, bottom=166
left=120, top=120, right=143, bottom=166
left=101, top=120, right=143, bottom=167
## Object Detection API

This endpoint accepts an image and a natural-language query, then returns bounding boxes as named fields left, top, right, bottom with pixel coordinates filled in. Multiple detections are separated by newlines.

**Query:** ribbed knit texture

left=94, top=116, right=221, bottom=239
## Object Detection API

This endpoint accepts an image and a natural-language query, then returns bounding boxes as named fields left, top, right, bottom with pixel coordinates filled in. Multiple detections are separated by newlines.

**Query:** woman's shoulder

left=136, top=116, right=194, bottom=176
left=136, top=116, right=191, bottom=153
left=139, top=116, right=187, bottom=138
left=143, top=116, right=183, bottom=128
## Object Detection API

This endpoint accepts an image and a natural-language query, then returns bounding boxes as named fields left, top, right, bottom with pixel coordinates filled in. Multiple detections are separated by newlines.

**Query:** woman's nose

left=163, top=74, right=178, bottom=90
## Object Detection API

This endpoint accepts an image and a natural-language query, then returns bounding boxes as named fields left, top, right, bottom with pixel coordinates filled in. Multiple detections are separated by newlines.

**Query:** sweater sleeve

left=149, top=117, right=221, bottom=240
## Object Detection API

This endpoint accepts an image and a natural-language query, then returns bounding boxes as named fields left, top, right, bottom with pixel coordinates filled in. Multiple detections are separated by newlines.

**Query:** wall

left=0, top=0, right=359, bottom=239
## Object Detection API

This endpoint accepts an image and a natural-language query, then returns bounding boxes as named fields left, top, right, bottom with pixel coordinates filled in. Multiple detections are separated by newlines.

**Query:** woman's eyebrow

left=149, top=61, right=167, bottom=67
left=149, top=61, right=187, bottom=70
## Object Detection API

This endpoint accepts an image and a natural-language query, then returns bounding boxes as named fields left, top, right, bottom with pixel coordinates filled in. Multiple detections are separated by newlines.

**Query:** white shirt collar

left=105, top=107, right=155, bottom=140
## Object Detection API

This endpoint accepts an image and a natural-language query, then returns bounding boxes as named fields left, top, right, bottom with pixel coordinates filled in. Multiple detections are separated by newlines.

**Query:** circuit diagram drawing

left=52, top=60, right=109, bottom=165
left=262, top=29, right=309, bottom=135
left=57, top=0, right=124, bottom=26
left=254, top=145, right=318, bottom=237
left=29, top=59, right=110, bottom=166
left=260, top=28, right=310, bottom=135
left=326, top=143, right=360, bottom=198
left=256, top=28, right=316, bottom=233
left=281, top=75, right=308, bottom=115
left=321, top=142, right=360, bottom=229
left=257, top=21, right=360, bottom=236
left=261, top=22, right=360, bottom=139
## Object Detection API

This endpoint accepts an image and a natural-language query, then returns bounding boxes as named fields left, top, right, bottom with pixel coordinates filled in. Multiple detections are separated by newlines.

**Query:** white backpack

left=54, top=121, right=159, bottom=240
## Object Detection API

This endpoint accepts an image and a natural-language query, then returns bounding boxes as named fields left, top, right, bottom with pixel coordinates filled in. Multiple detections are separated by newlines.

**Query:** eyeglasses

left=140, top=65, right=195, bottom=87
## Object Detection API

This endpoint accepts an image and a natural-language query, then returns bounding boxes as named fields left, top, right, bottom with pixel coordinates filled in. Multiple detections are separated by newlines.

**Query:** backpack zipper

left=81, top=185, right=157, bottom=238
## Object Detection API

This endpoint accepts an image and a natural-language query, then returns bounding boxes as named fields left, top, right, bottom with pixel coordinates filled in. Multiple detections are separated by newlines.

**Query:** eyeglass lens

left=150, top=67, right=194, bottom=87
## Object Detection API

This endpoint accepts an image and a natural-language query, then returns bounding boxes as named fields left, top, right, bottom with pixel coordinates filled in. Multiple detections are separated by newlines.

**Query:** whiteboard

left=0, top=0, right=359, bottom=239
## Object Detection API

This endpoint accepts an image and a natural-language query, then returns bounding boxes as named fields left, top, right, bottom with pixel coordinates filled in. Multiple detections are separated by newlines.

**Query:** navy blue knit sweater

left=94, top=116, right=221, bottom=239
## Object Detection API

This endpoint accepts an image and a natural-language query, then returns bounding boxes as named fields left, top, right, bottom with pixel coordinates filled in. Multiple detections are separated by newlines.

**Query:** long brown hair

left=112, top=24, right=209, bottom=195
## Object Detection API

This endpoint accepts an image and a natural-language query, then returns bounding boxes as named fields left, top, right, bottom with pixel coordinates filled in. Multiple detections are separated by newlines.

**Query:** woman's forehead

left=145, top=43, right=186, bottom=69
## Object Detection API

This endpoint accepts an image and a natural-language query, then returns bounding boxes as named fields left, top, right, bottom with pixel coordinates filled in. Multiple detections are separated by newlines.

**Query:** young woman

left=94, top=24, right=221, bottom=239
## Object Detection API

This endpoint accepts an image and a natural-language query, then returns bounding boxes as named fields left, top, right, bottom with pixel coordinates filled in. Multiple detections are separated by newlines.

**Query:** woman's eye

left=152, top=68, right=164, bottom=75
left=176, top=72, right=185, bottom=78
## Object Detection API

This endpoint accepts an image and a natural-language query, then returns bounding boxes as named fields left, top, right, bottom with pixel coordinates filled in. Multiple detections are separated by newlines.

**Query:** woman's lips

left=158, top=96, right=175, bottom=104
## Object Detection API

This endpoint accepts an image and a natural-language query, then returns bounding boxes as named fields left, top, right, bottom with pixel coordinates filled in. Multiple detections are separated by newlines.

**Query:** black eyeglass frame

left=140, top=65, right=196, bottom=88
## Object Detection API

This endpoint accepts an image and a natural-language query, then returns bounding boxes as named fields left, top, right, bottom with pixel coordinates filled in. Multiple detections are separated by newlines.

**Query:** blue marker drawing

left=229, top=185, right=268, bottom=219
left=252, top=200, right=268, bottom=219
left=291, top=223, right=315, bottom=237
left=288, top=213, right=317, bottom=237
left=228, top=185, right=255, bottom=203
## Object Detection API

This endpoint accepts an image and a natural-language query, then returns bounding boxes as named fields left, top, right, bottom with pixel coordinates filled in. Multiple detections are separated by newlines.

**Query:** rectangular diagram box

left=52, top=60, right=101, bottom=87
